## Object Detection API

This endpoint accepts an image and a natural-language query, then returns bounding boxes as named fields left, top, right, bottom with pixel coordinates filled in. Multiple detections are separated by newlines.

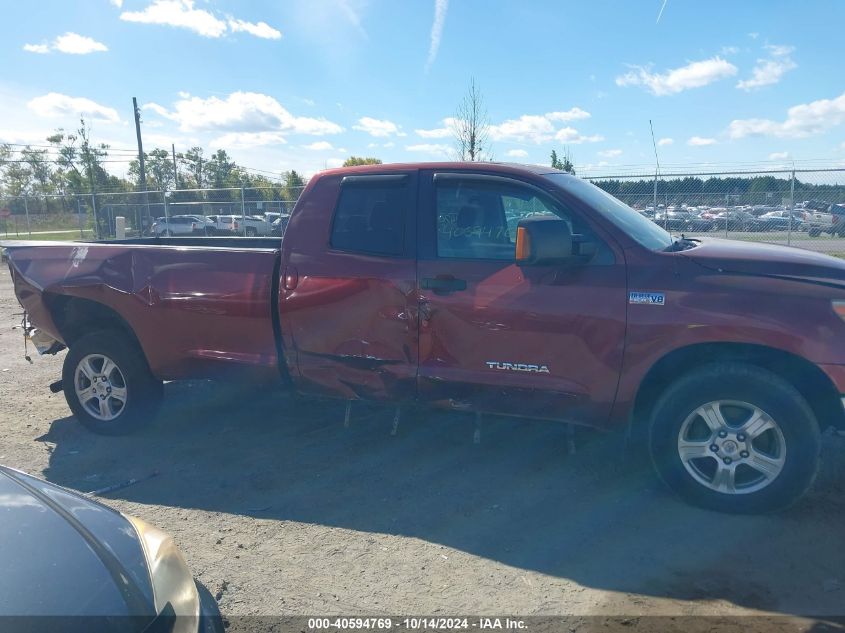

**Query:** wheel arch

left=44, top=293, right=151, bottom=370
left=632, top=342, right=845, bottom=434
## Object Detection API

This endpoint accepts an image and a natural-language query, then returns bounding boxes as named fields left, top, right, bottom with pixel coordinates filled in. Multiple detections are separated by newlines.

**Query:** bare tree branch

left=453, top=78, right=490, bottom=161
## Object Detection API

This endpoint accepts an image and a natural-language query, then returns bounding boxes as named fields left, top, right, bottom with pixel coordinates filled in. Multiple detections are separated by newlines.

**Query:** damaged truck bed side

left=6, top=162, right=845, bottom=513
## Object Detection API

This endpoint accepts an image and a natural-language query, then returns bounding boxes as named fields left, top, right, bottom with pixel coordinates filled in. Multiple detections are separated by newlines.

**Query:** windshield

left=545, top=174, right=674, bottom=250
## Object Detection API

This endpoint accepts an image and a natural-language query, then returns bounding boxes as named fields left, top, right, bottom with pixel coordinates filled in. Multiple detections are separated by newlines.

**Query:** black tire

left=196, top=581, right=225, bottom=633
left=648, top=363, right=821, bottom=513
left=62, top=331, right=163, bottom=435
left=808, top=227, right=820, bottom=237
left=245, top=227, right=257, bottom=237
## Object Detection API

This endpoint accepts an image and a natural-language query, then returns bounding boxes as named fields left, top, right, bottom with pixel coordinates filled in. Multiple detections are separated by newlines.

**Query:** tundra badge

left=485, top=361, right=550, bottom=374
left=629, top=291, right=665, bottom=306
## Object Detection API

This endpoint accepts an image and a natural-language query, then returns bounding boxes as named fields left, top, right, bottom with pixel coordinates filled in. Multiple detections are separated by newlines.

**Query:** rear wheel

left=648, top=363, right=820, bottom=513
left=808, top=227, right=821, bottom=237
left=245, top=226, right=257, bottom=237
left=62, top=331, right=163, bottom=435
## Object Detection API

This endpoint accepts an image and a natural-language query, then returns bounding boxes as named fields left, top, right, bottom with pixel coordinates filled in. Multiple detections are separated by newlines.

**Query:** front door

left=416, top=171, right=628, bottom=424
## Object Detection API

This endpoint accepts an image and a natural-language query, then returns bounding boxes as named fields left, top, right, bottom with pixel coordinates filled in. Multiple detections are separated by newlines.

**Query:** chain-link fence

left=3, top=169, right=845, bottom=254
left=584, top=167, right=845, bottom=254
left=0, top=185, right=305, bottom=240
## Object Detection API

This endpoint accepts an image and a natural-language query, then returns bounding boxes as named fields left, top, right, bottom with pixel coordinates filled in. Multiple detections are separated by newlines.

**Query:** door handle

left=421, top=276, right=467, bottom=295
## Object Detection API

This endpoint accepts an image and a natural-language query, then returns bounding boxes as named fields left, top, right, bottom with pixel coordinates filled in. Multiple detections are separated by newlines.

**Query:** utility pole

left=649, top=120, right=661, bottom=229
left=132, top=97, right=150, bottom=229
left=171, top=143, right=179, bottom=189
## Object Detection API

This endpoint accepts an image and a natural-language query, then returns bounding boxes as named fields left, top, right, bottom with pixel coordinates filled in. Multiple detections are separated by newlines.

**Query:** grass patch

left=2, top=230, right=94, bottom=241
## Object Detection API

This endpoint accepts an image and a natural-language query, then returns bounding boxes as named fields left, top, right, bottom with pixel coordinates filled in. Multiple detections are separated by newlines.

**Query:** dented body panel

left=6, top=242, right=280, bottom=380
left=6, top=162, right=845, bottom=432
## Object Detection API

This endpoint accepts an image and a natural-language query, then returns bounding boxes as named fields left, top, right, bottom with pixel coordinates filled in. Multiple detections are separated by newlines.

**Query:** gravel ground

left=1, top=265, right=844, bottom=628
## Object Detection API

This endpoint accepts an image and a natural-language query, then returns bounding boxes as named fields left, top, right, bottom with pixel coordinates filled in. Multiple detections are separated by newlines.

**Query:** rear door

left=416, top=171, right=628, bottom=424
left=279, top=172, right=419, bottom=401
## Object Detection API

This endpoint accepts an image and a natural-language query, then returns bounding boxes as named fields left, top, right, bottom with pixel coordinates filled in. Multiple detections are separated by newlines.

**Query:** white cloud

left=210, top=131, right=287, bottom=148
left=303, top=141, right=334, bottom=150
left=598, top=148, right=623, bottom=158
left=488, top=109, right=596, bottom=145
left=416, top=126, right=451, bottom=138
left=121, top=0, right=227, bottom=37
left=147, top=92, right=343, bottom=136
left=415, top=118, right=456, bottom=139
left=326, top=157, right=345, bottom=169
left=769, top=151, right=789, bottom=160
left=53, top=32, right=109, bottom=54
left=426, top=0, right=448, bottom=71
left=616, top=56, right=737, bottom=96
left=23, top=32, right=108, bottom=55
left=406, top=143, right=450, bottom=156
left=554, top=127, right=603, bottom=144
left=353, top=117, right=400, bottom=137
left=110, top=0, right=124, bottom=6
left=120, top=0, right=281, bottom=40
left=737, top=44, right=796, bottom=91
left=546, top=107, right=591, bottom=122
left=23, top=43, right=49, bottom=54
left=657, top=137, right=674, bottom=146
left=687, top=136, right=717, bottom=146
left=490, top=115, right=554, bottom=143
left=227, top=18, right=282, bottom=40
left=27, top=93, right=120, bottom=123
left=728, top=91, right=845, bottom=139
left=506, top=149, right=529, bottom=158
left=383, top=141, right=395, bottom=148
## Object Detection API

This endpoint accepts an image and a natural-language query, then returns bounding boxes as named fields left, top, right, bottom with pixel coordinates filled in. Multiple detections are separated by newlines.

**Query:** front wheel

left=62, top=331, right=163, bottom=435
left=648, top=363, right=820, bottom=513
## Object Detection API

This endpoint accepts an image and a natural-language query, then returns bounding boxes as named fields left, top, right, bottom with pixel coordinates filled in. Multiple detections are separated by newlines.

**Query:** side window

left=436, top=179, right=576, bottom=260
left=331, top=179, right=407, bottom=256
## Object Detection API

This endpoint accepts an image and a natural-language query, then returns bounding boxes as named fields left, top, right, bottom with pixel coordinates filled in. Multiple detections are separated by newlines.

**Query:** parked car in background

left=712, top=210, right=765, bottom=231
left=652, top=210, right=714, bottom=233
left=806, top=203, right=845, bottom=237
left=0, top=464, right=220, bottom=632
left=151, top=215, right=215, bottom=236
left=207, top=215, right=272, bottom=236
left=758, top=210, right=806, bottom=231
left=271, top=214, right=291, bottom=237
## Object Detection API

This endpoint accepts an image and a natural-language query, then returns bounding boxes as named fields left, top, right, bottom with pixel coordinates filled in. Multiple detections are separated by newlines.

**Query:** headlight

left=833, top=300, right=845, bottom=322
left=126, top=515, right=199, bottom=633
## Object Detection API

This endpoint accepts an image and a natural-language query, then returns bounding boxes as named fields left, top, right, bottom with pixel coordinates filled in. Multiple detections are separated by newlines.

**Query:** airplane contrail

left=656, top=0, right=669, bottom=23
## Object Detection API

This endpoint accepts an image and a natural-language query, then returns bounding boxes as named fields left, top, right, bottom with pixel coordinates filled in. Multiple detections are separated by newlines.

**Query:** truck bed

left=3, top=239, right=283, bottom=381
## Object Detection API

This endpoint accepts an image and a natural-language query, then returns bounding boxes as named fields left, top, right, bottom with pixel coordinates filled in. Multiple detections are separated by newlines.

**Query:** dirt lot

left=1, top=265, right=844, bottom=626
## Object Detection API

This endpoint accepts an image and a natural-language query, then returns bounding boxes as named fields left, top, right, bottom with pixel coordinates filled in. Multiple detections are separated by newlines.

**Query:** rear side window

left=330, top=178, right=408, bottom=256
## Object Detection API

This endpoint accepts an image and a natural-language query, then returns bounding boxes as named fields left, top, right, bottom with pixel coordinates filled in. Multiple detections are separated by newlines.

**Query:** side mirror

left=515, top=216, right=574, bottom=265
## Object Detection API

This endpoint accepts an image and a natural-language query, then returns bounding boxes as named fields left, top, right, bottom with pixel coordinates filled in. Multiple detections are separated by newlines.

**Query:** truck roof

left=318, top=161, right=566, bottom=178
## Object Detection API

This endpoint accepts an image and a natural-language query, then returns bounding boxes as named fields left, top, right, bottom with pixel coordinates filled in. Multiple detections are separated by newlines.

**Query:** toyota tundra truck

left=5, top=162, right=845, bottom=513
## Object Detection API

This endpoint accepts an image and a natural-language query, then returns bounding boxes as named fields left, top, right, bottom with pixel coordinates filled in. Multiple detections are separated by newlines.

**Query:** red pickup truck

left=5, top=162, right=845, bottom=513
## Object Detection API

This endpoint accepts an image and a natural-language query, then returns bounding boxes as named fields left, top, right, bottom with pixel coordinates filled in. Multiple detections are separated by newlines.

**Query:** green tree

left=128, top=148, right=175, bottom=190
left=342, top=156, right=382, bottom=167
left=281, top=170, right=306, bottom=201
left=550, top=148, right=575, bottom=174
left=47, top=118, right=110, bottom=193
left=180, top=147, right=205, bottom=188
left=21, top=147, right=53, bottom=196
left=204, top=149, right=245, bottom=189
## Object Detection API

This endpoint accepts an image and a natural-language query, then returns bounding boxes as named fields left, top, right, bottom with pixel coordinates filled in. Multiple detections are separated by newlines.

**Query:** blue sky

left=1, top=0, right=844, bottom=178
